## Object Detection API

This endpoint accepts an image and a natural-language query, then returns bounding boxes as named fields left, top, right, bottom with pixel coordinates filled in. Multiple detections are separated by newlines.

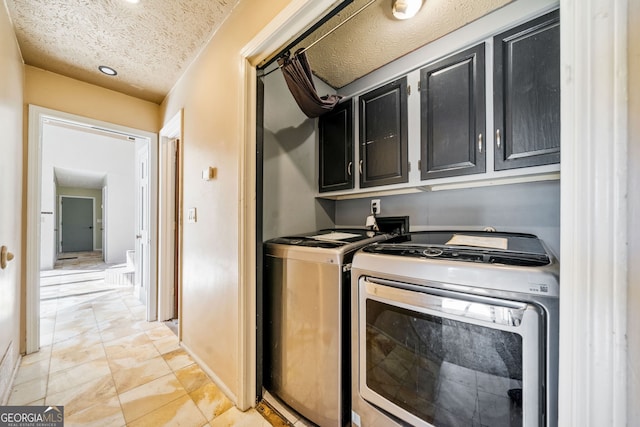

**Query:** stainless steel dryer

left=264, top=229, right=392, bottom=427
left=350, top=230, right=559, bottom=427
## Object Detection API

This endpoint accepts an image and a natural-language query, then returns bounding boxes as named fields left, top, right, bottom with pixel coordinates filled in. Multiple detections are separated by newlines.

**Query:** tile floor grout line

left=94, top=285, right=128, bottom=427
left=11, top=251, right=283, bottom=425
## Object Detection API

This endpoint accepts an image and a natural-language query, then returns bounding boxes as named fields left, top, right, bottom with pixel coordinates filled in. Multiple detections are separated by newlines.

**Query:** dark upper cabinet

left=318, top=100, right=354, bottom=193
left=493, top=9, right=560, bottom=170
left=420, top=44, right=486, bottom=180
left=359, top=77, right=409, bottom=188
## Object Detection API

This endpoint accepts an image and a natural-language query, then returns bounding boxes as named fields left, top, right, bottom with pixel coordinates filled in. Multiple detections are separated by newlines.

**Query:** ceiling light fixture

left=98, top=65, right=118, bottom=76
left=124, top=0, right=140, bottom=3
left=392, top=0, right=423, bottom=20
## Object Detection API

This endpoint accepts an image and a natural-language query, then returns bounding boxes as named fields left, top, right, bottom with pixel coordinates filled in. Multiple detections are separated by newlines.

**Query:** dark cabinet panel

left=494, top=10, right=560, bottom=170
left=420, top=44, right=486, bottom=179
left=359, top=77, right=409, bottom=188
left=318, top=100, right=354, bottom=192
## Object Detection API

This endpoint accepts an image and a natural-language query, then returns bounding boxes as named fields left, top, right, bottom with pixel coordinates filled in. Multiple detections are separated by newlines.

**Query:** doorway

left=59, top=196, right=94, bottom=253
left=26, top=105, right=159, bottom=353
left=158, top=111, right=183, bottom=328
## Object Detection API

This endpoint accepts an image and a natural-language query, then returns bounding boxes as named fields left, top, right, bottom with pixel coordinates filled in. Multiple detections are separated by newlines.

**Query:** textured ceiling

left=5, top=0, right=512, bottom=104
left=5, top=0, right=240, bottom=104
left=287, top=0, right=512, bottom=89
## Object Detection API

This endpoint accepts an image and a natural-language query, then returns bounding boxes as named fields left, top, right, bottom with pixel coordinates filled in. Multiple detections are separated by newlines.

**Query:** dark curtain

left=278, top=49, right=342, bottom=118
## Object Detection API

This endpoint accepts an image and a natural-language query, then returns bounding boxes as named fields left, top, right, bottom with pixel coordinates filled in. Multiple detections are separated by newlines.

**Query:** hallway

left=6, top=254, right=276, bottom=426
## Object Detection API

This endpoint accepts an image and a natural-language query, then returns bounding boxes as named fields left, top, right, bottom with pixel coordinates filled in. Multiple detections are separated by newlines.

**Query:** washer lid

left=267, top=228, right=384, bottom=248
left=364, top=230, right=551, bottom=267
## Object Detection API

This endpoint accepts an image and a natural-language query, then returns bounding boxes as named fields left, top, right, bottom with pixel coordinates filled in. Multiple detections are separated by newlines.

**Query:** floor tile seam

left=109, top=352, right=174, bottom=392
left=45, top=299, right=107, bottom=395
left=12, top=349, right=52, bottom=388
left=49, top=304, right=101, bottom=355
left=121, top=393, right=192, bottom=426
left=118, top=374, right=190, bottom=425
left=96, top=320, right=144, bottom=345
left=61, top=395, right=127, bottom=427
left=93, top=293, right=129, bottom=426
left=47, top=349, right=109, bottom=377
left=184, top=388, right=219, bottom=425
left=186, top=385, right=235, bottom=424
left=106, top=348, right=165, bottom=372
left=45, top=358, right=113, bottom=397
left=100, top=331, right=156, bottom=351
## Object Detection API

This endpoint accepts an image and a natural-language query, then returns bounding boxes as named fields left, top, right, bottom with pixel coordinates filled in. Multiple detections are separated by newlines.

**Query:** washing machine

left=350, top=230, right=559, bottom=427
left=264, top=228, right=394, bottom=426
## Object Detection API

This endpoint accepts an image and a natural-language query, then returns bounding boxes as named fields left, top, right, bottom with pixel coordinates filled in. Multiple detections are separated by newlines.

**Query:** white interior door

left=102, top=186, right=107, bottom=261
left=135, top=143, right=150, bottom=306
left=158, top=137, right=179, bottom=321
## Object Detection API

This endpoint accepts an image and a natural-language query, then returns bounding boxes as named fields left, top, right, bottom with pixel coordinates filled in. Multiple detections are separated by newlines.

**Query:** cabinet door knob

left=478, top=133, right=483, bottom=153
left=496, top=129, right=502, bottom=149
left=347, top=161, right=352, bottom=176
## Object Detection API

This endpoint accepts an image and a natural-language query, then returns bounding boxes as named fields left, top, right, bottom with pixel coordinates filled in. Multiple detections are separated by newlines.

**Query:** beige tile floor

left=7, top=252, right=278, bottom=427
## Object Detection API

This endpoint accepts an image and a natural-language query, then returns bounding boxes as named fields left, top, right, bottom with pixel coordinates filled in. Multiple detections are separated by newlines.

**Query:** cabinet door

left=494, top=10, right=560, bottom=170
left=359, top=77, right=409, bottom=188
left=420, top=44, right=486, bottom=180
left=318, top=100, right=354, bottom=192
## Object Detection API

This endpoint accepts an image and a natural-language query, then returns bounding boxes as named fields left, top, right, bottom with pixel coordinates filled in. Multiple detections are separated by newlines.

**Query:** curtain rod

left=298, top=0, right=377, bottom=55
left=260, top=0, right=378, bottom=72
left=259, top=0, right=354, bottom=71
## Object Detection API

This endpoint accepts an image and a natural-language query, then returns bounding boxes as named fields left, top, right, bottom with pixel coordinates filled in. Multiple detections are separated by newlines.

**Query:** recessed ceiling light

left=98, top=65, right=118, bottom=76
left=124, top=0, right=140, bottom=3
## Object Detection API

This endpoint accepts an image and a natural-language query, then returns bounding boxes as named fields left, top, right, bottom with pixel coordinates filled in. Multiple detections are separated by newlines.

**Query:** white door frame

left=236, top=0, right=630, bottom=421
left=102, top=185, right=108, bottom=260
left=158, top=110, right=182, bottom=322
left=236, top=0, right=350, bottom=410
left=26, top=105, right=159, bottom=353
left=558, top=0, right=629, bottom=425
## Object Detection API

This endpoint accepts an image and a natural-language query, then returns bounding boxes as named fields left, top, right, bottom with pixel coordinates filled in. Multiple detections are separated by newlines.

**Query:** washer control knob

left=423, top=248, right=443, bottom=257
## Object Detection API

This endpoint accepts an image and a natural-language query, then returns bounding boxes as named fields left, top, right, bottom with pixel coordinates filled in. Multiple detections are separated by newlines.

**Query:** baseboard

left=179, top=342, right=239, bottom=406
left=0, top=341, right=20, bottom=405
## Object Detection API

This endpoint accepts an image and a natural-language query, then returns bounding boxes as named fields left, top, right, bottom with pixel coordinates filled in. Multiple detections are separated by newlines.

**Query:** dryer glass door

left=358, top=277, right=544, bottom=427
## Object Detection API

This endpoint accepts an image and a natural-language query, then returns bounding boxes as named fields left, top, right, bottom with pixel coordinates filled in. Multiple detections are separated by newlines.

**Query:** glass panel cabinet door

left=359, top=77, right=409, bottom=188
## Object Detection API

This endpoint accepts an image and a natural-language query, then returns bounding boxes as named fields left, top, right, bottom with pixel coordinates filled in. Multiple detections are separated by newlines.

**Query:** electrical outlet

left=371, top=199, right=381, bottom=215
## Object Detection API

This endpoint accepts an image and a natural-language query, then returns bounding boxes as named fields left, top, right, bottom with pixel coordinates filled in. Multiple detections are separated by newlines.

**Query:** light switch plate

left=202, top=167, right=217, bottom=181
left=187, top=207, right=197, bottom=223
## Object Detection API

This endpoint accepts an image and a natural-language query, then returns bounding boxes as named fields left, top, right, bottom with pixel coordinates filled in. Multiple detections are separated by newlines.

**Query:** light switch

left=202, top=167, right=217, bottom=181
left=187, top=207, right=197, bottom=223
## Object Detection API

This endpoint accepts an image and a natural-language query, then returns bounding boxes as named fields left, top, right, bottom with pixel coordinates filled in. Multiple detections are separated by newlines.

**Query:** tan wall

left=24, top=66, right=160, bottom=132
left=628, top=0, right=639, bottom=421
left=160, top=0, right=290, bottom=401
left=0, top=0, right=24, bottom=402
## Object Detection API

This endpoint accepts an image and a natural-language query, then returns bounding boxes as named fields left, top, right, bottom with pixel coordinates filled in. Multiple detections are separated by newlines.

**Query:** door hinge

left=408, top=162, right=411, bottom=172
left=418, top=80, right=421, bottom=91
left=418, top=160, right=422, bottom=171
left=407, top=85, right=411, bottom=96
